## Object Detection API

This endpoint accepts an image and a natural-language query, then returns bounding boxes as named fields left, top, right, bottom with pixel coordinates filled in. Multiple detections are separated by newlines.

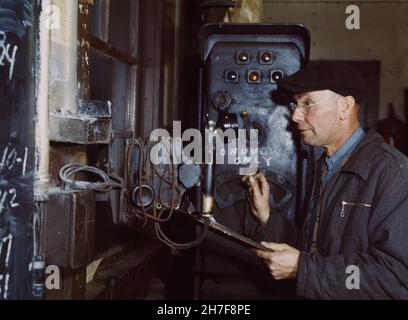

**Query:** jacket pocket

left=339, top=201, right=372, bottom=218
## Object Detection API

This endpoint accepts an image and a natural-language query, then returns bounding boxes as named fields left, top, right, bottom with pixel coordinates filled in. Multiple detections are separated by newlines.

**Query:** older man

left=243, top=61, right=408, bottom=299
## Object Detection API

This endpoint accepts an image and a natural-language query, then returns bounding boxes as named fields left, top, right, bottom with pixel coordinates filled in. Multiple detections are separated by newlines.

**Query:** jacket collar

left=338, top=129, right=384, bottom=180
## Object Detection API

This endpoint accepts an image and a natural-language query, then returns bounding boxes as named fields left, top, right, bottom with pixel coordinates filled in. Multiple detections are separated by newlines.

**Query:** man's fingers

left=259, top=175, right=270, bottom=197
left=242, top=172, right=264, bottom=183
left=260, top=242, right=289, bottom=252
left=253, top=172, right=265, bottom=179
left=254, top=249, right=272, bottom=261
left=249, top=176, right=262, bottom=198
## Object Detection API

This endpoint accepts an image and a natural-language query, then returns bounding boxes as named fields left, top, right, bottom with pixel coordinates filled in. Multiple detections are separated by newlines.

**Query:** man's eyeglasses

left=289, top=98, right=331, bottom=115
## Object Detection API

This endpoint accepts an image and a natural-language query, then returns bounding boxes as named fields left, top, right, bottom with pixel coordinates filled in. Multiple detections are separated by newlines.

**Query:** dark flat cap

left=277, top=61, right=366, bottom=104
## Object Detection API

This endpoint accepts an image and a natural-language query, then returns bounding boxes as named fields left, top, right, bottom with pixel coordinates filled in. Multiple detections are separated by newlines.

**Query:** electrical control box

left=196, top=24, right=311, bottom=296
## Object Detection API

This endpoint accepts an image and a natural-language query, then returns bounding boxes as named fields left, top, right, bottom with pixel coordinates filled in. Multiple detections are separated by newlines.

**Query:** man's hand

left=254, top=242, right=300, bottom=280
left=242, top=173, right=270, bottom=227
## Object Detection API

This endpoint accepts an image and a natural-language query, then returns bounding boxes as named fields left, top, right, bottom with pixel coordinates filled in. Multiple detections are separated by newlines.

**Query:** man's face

left=291, top=90, right=342, bottom=148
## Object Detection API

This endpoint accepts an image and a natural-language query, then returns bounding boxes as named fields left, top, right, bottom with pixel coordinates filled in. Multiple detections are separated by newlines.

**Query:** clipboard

left=187, top=213, right=274, bottom=252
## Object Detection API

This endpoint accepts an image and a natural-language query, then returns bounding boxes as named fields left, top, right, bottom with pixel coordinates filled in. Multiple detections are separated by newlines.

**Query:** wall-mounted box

left=42, top=188, right=95, bottom=268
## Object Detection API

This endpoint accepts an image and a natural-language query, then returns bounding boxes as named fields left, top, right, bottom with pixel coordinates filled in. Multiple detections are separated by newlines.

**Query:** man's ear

left=340, top=96, right=356, bottom=120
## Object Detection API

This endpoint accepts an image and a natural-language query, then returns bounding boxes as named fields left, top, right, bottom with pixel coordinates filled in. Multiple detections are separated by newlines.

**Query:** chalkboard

left=0, top=0, right=36, bottom=299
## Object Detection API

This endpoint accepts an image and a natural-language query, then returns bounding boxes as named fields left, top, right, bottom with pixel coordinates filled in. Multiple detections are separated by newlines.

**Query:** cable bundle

left=58, top=138, right=209, bottom=253
left=125, top=137, right=209, bottom=253
left=59, top=163, right=124, bottom=192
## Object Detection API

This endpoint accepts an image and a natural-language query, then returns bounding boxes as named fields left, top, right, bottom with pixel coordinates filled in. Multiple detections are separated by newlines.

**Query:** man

left=243, top=61, right=408, bottom=299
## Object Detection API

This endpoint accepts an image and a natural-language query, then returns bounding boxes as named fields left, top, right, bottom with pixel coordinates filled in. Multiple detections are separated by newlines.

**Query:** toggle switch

left=212, top=91, right=232, bottom=111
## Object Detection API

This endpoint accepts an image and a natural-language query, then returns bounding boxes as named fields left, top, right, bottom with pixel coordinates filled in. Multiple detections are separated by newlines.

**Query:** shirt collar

left=325, top=127, right=366, bottom=173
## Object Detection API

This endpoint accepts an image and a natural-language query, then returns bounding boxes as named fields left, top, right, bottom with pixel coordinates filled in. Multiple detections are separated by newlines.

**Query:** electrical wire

left=126, top=137, right=210, bottom=252
left=59, top=138, right=210, bottom=252
left=59, top=164, right=124, bottom=192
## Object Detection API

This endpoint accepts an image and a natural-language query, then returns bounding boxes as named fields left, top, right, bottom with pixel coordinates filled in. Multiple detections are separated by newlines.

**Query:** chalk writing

left=0, top=144, right=28, bottom=176
left=0, top=273, right=10, bottom=299
left=0, top=31, right=18, bottom=80
left=0, top=188, right=19, bottom=215
left=8, top=188, right=18, bottom=208
left=0, top=0, right=34, bottom=300
left=0, top=235, right=13, bottom=299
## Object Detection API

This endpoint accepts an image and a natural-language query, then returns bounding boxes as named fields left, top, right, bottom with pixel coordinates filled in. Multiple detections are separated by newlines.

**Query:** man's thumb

left=260, top=242, right=288, bottom=252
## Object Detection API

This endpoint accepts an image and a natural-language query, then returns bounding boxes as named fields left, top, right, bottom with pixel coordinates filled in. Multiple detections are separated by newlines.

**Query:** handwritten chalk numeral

left=0, top=144, right=28, bottom=175
left=0, top=190, right=7, bottom=215
left=0, top=188, right=19, bottom=215
left=8, top=189, right=19, bottom=208
left=0, top=31, right=19, bottom=80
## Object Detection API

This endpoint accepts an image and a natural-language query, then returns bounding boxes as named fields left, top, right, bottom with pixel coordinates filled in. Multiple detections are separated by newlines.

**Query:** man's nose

left=291, top=107, right=305, bottom=124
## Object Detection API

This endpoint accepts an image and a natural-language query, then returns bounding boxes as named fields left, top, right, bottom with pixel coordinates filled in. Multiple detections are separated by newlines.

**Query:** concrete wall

left=263, top=0, right=408, bottom=121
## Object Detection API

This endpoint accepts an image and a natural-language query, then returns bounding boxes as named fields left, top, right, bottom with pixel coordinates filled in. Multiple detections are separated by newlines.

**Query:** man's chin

left=299, top=131, right=317, bottom=146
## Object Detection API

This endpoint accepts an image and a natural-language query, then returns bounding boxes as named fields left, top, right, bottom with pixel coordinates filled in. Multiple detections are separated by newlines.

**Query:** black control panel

left=196, top=24, right=310, bottom=292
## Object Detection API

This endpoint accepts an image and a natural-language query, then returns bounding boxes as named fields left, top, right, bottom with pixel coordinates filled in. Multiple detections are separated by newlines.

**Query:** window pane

left=90, top=48, right=128, bottom=176
left=109, top=0, right=132, bottom=53
left=91, top=0, right=134, bottom=54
